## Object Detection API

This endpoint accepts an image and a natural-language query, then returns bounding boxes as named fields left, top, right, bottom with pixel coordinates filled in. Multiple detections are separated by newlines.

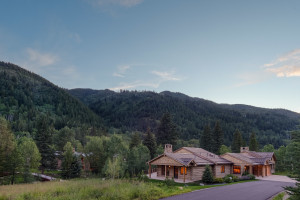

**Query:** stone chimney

left=164, top=144, right=173, bottom=153
left=240, top=147, right=249, bottom=153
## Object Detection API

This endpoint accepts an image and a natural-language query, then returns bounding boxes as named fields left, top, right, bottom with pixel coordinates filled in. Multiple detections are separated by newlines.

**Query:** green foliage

left=164, top=177, right=176, bottom=186
left=285, top=142, right=300, bottom=174
left=53, top=126, right=75, bottom=151
left=202, top=165, right=214, bottom=184
left=224, top=174, right=239, bottom=183
left=35, top=115, right=56, bottom=172
left=18, top=137, right=41, bottom=183
left=157, top=113, right=178, bottom=146
left=104, top=156, right=122, bottom=179
left=127, top=144, right=150, bottom=177
left=143, top=128, right=157, bottom=159
left=70, top=88, right=300, bottom=148
left=247, top=174, right=255, bottom=180
left=201, top=124, right=212, bottom=152
left=84, top=136, right=106, bottom=174
left=61, top=142, right=81, bottom=179
left=249, top=132, right=258, bottom=151
left=213, top=177, right=224, bottom=183
left=212, top=121, right=223, bottom=154
left=129, top=132, right=141, bottom=149
left=0, top=62, right=103, bottom=135
left=261, top=144, right=275, bottom=152
left=219, top=144, right=231, bottom=155
left=231, top=129, right=243, bottom=153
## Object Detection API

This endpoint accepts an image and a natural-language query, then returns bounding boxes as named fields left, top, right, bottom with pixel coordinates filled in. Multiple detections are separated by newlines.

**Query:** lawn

left=0, top=178, right=258, bottom=200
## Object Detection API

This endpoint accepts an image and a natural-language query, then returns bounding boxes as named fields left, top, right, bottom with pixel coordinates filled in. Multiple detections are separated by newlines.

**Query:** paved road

left=161, top=181, right=295, bottom=200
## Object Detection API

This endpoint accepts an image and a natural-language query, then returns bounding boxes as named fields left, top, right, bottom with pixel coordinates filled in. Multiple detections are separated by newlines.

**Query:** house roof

left=148, top=147, right=232, bottom=166
left=176, top=147, right=233, bottom=164
left=225, top=151, right=275, bottom=165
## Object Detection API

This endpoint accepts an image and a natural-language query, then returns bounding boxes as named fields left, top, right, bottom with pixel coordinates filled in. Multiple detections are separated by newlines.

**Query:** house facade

left=147, top=145, right=275, bottom=183
left=147, top=144, right=233, bottom=182
left=221, top=147, right=276, bottom=177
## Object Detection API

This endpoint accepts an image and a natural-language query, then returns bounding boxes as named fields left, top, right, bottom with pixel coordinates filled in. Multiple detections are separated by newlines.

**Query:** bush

left=242, top=171, right=249, bottom=176
left=213, top=177, right=224, bottom=183
left=224, top=174, right=239, bottom=183
left=247, top=174, right=256, bottom=180
left=239, top=176, right=250, bottom=181
left=202, top=165, right=214, bottom=184
left=164, top=177, right=176, bottom=186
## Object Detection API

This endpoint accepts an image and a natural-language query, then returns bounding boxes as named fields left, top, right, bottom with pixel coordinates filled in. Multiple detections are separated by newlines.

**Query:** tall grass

left=0, top=178, right=258, bottom=200
left=0, top=179, right=164, bottom=200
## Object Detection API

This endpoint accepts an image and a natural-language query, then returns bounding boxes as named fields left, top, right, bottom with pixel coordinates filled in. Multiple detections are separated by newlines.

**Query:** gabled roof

left=224, top=151, right=275, bottom=165
left=175, top=147, right=232, bottom=164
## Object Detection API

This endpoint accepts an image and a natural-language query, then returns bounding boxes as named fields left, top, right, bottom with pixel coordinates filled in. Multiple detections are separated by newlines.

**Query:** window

left=180, top=167, right=187, bottom=175
left=221, top=165, right=225, bottom=173
left=233, top=166, right=241, bottom=174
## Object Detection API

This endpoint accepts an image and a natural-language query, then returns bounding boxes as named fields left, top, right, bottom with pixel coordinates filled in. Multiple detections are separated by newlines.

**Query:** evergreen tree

left=0, top=117, right=16, bottom=177
left=61, top=142, right=81, bottom=179
left=156, top=113, right=178, bottom=146
left=202, top=165, right=214, bottom=184
left=201, top=124, right=212, bottom=152
left=35, top=115, right=55, bottom=173
left=249, top=132, right=258, bottom=151
left=219, top=144, right=231, bottom=154
left=212, top=121, right=223, bottom=154
left=143, top=128, right=157, bottom=159
left=232, top=129, right=243, bottom=153
left=129, top=132, right=141, bottom=149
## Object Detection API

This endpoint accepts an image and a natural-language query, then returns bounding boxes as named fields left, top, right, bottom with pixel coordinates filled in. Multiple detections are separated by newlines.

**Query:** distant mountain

left=69, top=89, right=300, bottom=148
left=0, top=61, right=103, bottom=134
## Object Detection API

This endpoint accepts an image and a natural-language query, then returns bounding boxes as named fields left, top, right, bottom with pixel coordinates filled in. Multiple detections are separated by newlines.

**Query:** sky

left=1, top=0, right=300, bottom=113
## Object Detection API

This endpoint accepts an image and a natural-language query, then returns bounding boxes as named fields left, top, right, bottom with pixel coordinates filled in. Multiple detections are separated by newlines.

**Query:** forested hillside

left=0, top=62, right=103, bottom=135
left=69, top=89, right=300, bottom=148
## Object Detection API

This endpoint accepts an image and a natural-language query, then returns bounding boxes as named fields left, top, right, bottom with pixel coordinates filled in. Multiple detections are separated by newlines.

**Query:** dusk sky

left=1, top=0, right=300, bottom=113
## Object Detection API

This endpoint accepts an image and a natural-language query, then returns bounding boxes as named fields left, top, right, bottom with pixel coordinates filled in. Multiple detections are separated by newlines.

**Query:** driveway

left=257, top=175, right=297, bottom=183
left=161, top=180, right=295, bottom=200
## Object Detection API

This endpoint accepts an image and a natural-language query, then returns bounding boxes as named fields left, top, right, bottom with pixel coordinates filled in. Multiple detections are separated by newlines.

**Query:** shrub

left=213, top=177, right=224, bottom=183
left=224, top=174, right=239, bottom=183
left=242, top=171, right=249, bottom=176
left=164, top=177, right=176, bottom=186
left=247, top=174, right=256, bottom=180
left=202, top=165, right=214, bottom=184
left=239, top=176, right=250, bottom=181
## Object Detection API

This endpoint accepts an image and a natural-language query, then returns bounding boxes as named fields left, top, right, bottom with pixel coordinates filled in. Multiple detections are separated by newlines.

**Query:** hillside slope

left=0, top=62, right=103, bottom=134
left=69, top=89, right=300, bottom=147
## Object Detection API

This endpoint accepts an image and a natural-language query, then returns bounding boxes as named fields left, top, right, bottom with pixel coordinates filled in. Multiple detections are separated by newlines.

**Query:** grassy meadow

left=0, top=178, right=257, bottom=200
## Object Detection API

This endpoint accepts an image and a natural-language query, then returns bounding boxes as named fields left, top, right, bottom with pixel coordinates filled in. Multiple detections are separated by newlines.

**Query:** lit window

left=221, top=165, right=225, bottom=173
left=180, top=167, right=187, bottom=175
left=233, top=166, right=241, bottom=174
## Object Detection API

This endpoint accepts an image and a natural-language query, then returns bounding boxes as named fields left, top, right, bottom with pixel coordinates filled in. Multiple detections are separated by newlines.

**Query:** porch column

left=148, top=164, right=151, bottom=178
left=262, top=165, right=265, bottom=177
left=165, top=165, right=167, bottom=178
left=249, top=165, right=253, bottom=174
left=183, top=167, right=186, bottom=183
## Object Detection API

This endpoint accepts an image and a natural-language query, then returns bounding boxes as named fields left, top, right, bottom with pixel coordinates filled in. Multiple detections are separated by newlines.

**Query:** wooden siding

left=214, top=164, right=232, bottom=178
left=151, top=155, right=183, bottom=166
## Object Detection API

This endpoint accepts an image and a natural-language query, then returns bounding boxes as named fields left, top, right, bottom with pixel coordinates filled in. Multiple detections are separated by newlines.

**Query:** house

left=221, top=147, right=276, bottom=177
left=147, top=144, right=233, bottom=182
left=147, top=145, right=276, bottom=183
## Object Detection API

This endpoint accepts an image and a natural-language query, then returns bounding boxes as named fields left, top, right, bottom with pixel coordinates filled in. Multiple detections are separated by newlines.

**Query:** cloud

left=109, top=81, right=159, bottom=91
left=113, top=65, right=130, bottom=77
left=26, top=48, right=58, bottom=67
left=265, top=49, right=300, bottom=77
left=151, top=70, right=182, bottom=81
left=89, top=0, right=143, bottom=8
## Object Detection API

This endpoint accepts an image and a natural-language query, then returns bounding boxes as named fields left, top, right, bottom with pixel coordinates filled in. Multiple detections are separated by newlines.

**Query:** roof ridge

left=182, top=147, right=216, bottom=164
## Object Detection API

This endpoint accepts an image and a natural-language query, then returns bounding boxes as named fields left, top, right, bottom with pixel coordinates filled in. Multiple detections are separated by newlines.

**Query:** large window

left=221, top=165, right=225, bottom=173
left=180, top=167, right=187, bottom=175
left=233, top=166, right=241, bottom=174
